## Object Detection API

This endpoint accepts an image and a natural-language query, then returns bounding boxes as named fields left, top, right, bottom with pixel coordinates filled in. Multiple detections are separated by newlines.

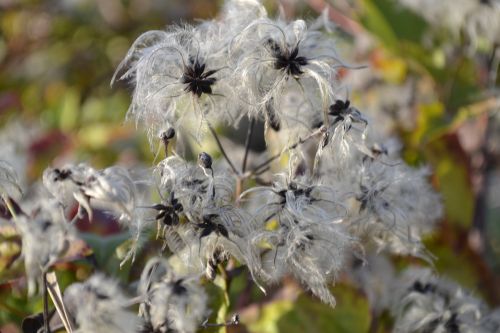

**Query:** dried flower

left=348, top=253, right=395, bottom=315
left=139, top=257, right=207, bottom=333
left=156, top=156, right=235, bottom=213
left=342, top=159, right=441, bottom=260
left=256, top=220, right=354, bottom=307
left=112, top=24, right=239, bottom=143
left=479, top=309, right=500, bottom=332
left=231, top=16, right=343, bottom=130
left=314, top=100, right=372, bottom=179
left=16, top=199, right=73, bottom=295
left=391, top=267, right=486, bottom=333
left=64, top=274, right=140, bottom=333
left=241, top=172, right=346, bottom=227
left=43, top=164, right=137, bottom=222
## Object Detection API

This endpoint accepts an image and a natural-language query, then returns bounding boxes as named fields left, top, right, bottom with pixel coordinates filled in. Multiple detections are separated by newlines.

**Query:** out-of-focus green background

left=0, top=0, right=499, bottom=332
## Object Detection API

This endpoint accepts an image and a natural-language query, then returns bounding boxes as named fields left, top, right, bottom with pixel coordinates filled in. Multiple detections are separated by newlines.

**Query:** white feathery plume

left=64, top=274, right=140, bottom=333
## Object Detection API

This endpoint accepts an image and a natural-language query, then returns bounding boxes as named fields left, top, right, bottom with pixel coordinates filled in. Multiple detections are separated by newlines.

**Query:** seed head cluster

left=2, top=1, right=496, bottom=332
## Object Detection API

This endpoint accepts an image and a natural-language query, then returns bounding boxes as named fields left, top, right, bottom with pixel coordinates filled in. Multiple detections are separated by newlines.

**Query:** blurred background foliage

left=0, top=0, right=499, bottom=332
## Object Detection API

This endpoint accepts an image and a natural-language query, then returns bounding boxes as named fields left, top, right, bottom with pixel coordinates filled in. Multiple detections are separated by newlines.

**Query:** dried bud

left=329, top=99, right=350, bottom=116
left=198, top=152, right=213, bottom=169
left=162, top=128, right=176, bottom=141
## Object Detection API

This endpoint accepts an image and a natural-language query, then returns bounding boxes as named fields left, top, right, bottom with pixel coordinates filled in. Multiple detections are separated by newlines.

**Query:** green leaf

left=411, top=102, right=446, bottom=145
left=202, top=272, right=231, bottom=333
left=425, top=142, right=474, bottom=228
left=358, top=0, right=480, bottom=108
left=80, top=232, right=131, bottom=281
left=247, top=285, right=370, bottom=333
left=429, top=245, right=481, bottom=293
left=359, top=0, right=397, bottom=48
left=359, top=0, right=427, bottom=49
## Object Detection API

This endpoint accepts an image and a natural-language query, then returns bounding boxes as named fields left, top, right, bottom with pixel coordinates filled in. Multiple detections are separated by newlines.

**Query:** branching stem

left=247, top=126, right=326, bottom=177
left=207, top=121, right=240, bottom=175
left=242, top=118, right=255, bottom=173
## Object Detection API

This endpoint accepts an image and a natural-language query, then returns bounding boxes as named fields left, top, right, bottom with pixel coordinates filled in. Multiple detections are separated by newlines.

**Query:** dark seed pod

left=53, top=168, right=72, bottom=182
left=411, top=281, right=436, bottom=294
left=217, top=224, right=229, bottom=238
left=163, top=214, right=173, bottom=226
left=181, top=59, right=218, bottom=97
left=173, top=203, right=183, bottom=212
left=329, top=99, right=350, bottom=116
left=198, top=152, right=213, bottom=169
left=170, top=279, right=187, bottom=296
left=162, top=127, right=176, bottom=141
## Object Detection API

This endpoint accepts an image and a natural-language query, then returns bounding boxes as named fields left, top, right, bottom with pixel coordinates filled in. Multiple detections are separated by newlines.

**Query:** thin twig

left=242, top=118, right=255, bottom=173
left=471, top=46, right=500, bottom=240
left=42, top=272, right=50, bottom=333
left=1, top=195, right=22, bottom=220
left=487, top=44, right=499, bottom=89
left=162, top=140, right=170, bottom=158
left=235, top=178, right=243, bottom=200
left=46, top=271, right=74, bottom=333
left=471, top=115, right=490, bottom=240
left=201, top=314, right=240, bottom=329
left=206, top=121, right=239, bottom=175
left=248, top=126, right=326, bottom=177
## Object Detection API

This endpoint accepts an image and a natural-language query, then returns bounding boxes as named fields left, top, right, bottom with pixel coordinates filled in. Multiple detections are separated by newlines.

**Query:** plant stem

left=162, top=140, right=170, bottom=158
left=469, top=47, right=500, bottom=254
left=487, top=44, right=499, bottom=88
left=207, top=121, right=239, bottom=175
left=248, top=126, right=325, bottom=176
left=235, top=178, right=242, bottom=200
left=1, top=195, right=20, bottom=220
left=242, top=118, right=255, bottom=173
left=43, top=271, right=51, bottom=333
left=202, top=318, right=239, bottom=328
